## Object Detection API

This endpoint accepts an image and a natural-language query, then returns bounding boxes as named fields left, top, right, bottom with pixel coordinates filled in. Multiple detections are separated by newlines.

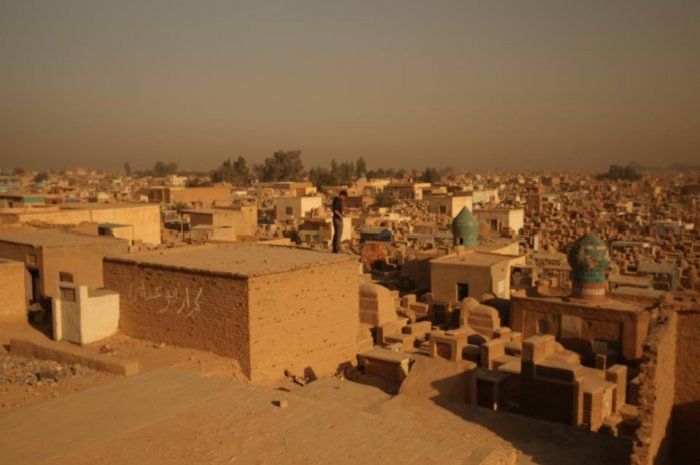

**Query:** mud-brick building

left=0, top=228, right=129, bottom=306
left=104, top=244, right=359, bottom=383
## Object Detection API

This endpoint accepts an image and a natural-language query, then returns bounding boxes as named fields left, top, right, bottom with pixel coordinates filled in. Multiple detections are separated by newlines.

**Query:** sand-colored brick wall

left=0, top=259, right=26, bottom=322
left=247, top=259, right=359, bottom=384
left=103, top=261, right=251, bottom=376
left=673, top=307, right=700, bottom=463
left=631, top=309, right=677, bottom=465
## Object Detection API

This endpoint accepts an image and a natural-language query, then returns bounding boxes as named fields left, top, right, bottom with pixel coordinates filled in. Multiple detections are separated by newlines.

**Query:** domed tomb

left=452, top=207, right=478, bottom=247
left=567, top=233, right=610, bottom=300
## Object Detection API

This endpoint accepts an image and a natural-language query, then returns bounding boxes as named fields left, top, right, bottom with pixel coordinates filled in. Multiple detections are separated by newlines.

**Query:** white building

left=475, top=207, right=525, bottom=236
left=425, top=194, right=473, bottom=218
left=472, top=189, right=499, bottom=205
left=275, top=196, right=323, bottom=221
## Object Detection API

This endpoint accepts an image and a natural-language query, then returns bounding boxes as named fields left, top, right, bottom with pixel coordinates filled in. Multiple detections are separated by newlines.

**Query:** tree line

left=596, top=164, right=641, bottom=181
left=120, top=151, right=447, bottom=188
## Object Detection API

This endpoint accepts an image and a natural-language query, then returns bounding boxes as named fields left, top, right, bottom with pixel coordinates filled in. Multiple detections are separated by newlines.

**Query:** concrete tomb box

left=104, top=243, right=359, bottom=383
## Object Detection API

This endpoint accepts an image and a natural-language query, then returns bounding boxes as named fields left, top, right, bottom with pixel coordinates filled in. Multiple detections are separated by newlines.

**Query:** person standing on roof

left=331, top=190, right=347, bottom=253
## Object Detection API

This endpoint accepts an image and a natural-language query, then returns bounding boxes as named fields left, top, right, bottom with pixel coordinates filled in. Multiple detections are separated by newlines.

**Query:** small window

left=59, top=271, right=74, bottom=283
left=457, top=283, right=469, bottom=301
left=285, top=207, right=293, bottom=215
left=60, top=286, right=77, bottom=302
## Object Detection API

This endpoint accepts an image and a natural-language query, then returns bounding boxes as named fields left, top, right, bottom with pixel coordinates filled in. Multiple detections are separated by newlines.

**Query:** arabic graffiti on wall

left=128, top=277, right=203, bottom=318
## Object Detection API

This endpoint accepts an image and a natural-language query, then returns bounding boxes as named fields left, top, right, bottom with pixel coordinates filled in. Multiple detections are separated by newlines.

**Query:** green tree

left=308, top=166, right=338, bottom=190
left=33, top=171, right=49, bottom=183
left=187, top=177, right=212, bottom=187
left=255, top=150, right=305, bottom=182
left=597, top=164, right=641, bottom=181
left=355, top=157, right=367, bottom=178
left=211, top=157, right=253, bottom=185
left=421, top=167, right=440, bottom=183
left=153, top=161, right=178, bottom=177
left=338, top=161, right=356, bottom=181
left=374, top=190, right=397, bottom=208
left=173, top=201, right=189, bottom=212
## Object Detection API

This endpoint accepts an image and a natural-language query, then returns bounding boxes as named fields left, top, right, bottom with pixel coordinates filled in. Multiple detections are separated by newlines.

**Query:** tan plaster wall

left=247, top=259, right=359, bottom=383
left=188, top=207, right=257, bottom=237
left=0, top=259, right=26, bottom=322
left=431, top=261, right=511, bottom=304
left=11, top=205, right=161, bottom=245
left=0, top=242, right=37, bottom=303
left=41, top=242, right=128, bottom=298
left=168, top=187, right=231, bottom=206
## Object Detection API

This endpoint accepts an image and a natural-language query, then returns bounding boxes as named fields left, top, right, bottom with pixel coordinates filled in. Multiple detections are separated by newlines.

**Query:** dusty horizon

left=2, top=1, right=699, bottom=171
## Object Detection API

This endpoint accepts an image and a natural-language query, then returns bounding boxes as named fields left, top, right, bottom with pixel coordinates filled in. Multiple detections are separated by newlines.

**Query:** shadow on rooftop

left=425, top=371, right=632, bottom=465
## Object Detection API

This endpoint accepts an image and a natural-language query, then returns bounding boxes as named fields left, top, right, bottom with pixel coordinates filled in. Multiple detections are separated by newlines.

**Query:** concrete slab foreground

left=0, top=367, right=512, bottom=465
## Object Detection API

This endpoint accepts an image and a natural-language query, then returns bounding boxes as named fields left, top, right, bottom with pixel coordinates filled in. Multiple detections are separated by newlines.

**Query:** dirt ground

left=0, top=323, right=304, bottom=411
left=0, top=352, right=114, bottom=410
left=0, top=323, right=631, bottom=465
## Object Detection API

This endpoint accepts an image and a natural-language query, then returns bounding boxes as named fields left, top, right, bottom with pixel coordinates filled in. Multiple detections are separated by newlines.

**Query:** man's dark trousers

left=332, top=217, right=343, bottom=253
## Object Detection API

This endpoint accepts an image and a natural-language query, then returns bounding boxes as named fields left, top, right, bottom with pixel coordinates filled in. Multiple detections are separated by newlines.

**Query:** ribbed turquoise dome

left=567, top=234, right=610, bottom=284
left=452, top=206, right=478, bottom=247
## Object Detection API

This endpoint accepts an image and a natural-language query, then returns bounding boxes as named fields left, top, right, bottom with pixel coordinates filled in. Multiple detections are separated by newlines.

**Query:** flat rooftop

left=0, top=202, right=157, bottom=215
left=106, top=243, right=354, bottom=277
left=0, top=228, right=125, bottom=247
left=513, top=292, right=651, bottom=313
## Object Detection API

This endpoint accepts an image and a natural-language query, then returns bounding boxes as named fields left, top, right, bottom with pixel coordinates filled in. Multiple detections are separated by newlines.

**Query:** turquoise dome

left=452, top=207, right=478, bottom=247
left=567, top=234, right=610, bottom=284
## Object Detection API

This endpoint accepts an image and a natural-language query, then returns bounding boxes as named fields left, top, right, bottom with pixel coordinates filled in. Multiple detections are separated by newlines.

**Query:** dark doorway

left=28, top=268, right=41, bottom=304
left=457, top=283, right=469, bottom=301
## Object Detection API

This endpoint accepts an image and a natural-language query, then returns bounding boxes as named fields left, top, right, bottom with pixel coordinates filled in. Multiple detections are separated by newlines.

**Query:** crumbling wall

left=673, top=305, right=700, bottom=464
left=631, top=309, right=677, bottom=465
left=104, top=260, right=251, bottom=376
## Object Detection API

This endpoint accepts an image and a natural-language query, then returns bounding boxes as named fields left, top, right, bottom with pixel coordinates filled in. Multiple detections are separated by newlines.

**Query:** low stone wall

left=630, top=308, right=677, bottom=465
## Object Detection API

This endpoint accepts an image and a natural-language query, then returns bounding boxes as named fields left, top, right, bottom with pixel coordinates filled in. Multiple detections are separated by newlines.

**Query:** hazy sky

left=1, top=0, right=699, bottom=171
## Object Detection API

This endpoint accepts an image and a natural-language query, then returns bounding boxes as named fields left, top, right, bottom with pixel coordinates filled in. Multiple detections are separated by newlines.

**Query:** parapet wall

left=672, top=299, right=700, bottom=464
left=631, top=308, right=677, bottom=465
